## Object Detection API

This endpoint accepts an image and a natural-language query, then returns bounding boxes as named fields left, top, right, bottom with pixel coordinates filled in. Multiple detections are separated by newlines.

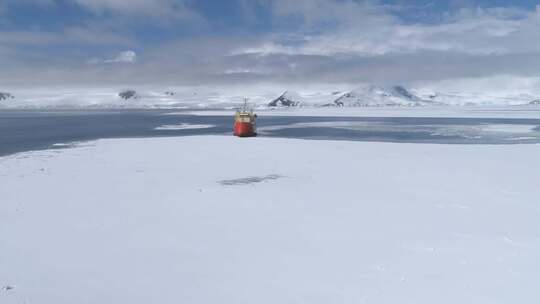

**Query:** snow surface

left=1, top=136, right=540, bottom=304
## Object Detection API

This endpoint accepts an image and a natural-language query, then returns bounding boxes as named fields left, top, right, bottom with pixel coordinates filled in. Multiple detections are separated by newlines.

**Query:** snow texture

left=1, top=136, right=540, bottom=304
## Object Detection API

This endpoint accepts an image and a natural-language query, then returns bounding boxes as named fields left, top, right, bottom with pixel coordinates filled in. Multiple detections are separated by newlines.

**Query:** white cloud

left=419, top=75, right=540, bottom=95
left=89, top=50, right=137, bottom=64
left=270, top=0, right=390, bottom=27
left=3, top=0, right=540, bottom=88
left=108, top=50, right=137, bottom=63
left=234, top=2, right=540, bottom=57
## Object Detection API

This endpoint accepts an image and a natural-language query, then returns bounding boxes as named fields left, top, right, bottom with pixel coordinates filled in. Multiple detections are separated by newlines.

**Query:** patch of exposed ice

left=506, top=137, right=538, bottom=141
left=51, top=143, right=75, bottom=148
left=154, top=123, right=215, bottom=130
left=294, top=121, right=383, bottom=128
left=482, top=124, right=537, bottom=133
left=259, top=121, right=384, bottom=132
left=49, top=142, right=94, bottom=150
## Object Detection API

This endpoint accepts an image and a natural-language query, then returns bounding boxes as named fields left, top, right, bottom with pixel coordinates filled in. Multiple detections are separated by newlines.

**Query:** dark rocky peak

left=268, top=91, right=302, bottom=107
left=119, top=90, right=138, bottom=100
left=0, top=92, right=15, bottom=101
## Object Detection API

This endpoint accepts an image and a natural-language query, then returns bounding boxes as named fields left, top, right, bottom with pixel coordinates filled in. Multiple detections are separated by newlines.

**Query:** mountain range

left=266, top=85, right=540, bottom=108
left=267, top=85, right=440, bottom=107
left=1, top=85, right=540, bottom=109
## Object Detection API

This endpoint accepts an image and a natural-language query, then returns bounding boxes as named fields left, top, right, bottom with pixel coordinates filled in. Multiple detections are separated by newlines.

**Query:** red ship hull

left=234, top=121, right=256, bottom=137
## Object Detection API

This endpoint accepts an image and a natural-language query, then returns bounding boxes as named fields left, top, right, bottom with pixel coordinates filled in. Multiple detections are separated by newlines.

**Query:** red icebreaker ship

left=234, top=100, right=257, bottom=137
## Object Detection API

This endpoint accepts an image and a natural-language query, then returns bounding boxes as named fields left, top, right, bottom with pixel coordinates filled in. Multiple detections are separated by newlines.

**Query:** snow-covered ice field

left=1, top=136, right=539, bottom=303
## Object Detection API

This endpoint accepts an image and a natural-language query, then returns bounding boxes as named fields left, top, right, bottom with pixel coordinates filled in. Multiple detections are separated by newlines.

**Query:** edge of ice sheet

left=167, top=105, right=540, bottom=119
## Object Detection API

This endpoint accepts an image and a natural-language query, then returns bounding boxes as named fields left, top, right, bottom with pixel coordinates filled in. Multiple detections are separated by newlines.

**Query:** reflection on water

left=1, top=109, right=540, bottom=156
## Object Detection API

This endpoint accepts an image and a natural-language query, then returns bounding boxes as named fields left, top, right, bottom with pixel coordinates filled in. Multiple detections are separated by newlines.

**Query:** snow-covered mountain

left=334, top=85, right=431, bottom=107
left=1, top=85, right=539, bottom=109
left=0, top=88, right=249, bottom=109
left=268, top=91, right=304, bottom=107
left=415, top=90, right=539, bottom=106
left=268, top=86, right=432, bottom=108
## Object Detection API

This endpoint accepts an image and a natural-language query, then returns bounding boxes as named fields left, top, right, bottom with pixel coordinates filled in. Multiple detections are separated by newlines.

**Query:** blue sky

left=3, top=1, right=538, bottom=36
left=1, top=0, right=540, bottom=87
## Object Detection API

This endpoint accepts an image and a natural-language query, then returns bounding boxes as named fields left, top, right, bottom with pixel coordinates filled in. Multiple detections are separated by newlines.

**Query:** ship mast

left=243, top=97, right=249, bottom=112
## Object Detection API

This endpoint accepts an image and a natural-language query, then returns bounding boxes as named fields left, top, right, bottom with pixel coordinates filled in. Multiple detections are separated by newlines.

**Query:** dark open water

left=1, top=109, right=540, bottom=157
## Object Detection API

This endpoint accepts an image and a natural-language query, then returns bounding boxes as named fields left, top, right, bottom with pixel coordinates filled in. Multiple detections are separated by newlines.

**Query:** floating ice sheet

left=482, top=124, right=537, bottom=133
left=154, top=123, right=215, bottom=130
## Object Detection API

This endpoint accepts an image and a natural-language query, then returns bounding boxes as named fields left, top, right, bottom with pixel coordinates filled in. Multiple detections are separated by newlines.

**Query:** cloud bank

left=1, top=0, right=540, bottom=94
